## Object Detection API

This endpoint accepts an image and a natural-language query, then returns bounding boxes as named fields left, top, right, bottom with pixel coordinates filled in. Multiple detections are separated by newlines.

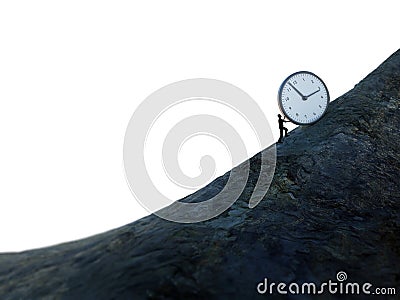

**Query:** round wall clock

left=278, top=71, right=330, bottom=125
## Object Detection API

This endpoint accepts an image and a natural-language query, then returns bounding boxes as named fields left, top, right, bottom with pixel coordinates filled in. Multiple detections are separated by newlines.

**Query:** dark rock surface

left=1, top=50, right=400, bottom=299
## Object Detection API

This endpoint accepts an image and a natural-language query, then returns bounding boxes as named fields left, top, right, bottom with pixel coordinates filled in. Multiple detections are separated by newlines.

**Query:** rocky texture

left=1, top=50, right=400, bottom=300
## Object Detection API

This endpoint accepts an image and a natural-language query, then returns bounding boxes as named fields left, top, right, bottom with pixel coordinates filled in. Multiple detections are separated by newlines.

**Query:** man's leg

left=284, top=127, right=288, bottom=137
left=278, top=129, right=283, bottom=143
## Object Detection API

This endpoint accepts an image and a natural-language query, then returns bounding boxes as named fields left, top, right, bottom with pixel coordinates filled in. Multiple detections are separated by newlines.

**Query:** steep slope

left=0, top=50, right=399, bottom=299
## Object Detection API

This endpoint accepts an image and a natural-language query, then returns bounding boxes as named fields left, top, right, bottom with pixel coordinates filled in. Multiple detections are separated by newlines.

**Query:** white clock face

left=278, top=71, right=330, bottom=125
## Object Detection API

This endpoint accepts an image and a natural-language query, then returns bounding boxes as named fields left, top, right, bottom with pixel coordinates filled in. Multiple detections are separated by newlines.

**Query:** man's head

left=278, top=114, right=282, bottom=118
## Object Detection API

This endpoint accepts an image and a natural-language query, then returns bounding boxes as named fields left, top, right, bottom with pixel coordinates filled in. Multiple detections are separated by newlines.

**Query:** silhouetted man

left=278, top=114, right=289, bottom=143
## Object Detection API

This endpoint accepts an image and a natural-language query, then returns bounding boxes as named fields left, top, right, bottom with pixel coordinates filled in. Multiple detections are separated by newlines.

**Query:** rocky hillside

left=0, top=50, right=399, bottom=299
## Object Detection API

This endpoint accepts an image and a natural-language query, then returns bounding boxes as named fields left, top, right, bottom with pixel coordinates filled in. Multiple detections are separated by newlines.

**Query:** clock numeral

left=293, top=80, right=297, bottom=85
left=287, top=87, right=292, bottom=92
left=302, top=78, right=305, bottom=81
left=285, top=97, right=289, bottom=101
left=311, top=80, right=314, bottom=84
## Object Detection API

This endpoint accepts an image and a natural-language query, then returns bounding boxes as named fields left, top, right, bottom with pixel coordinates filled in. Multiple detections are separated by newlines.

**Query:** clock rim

left=277, top=71, right=330, bottom=125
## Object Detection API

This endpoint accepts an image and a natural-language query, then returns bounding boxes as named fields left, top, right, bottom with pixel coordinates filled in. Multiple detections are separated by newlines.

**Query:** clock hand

left=305, top=87, right=321, bottom=98
left=288, top=82, right=306, bottom=100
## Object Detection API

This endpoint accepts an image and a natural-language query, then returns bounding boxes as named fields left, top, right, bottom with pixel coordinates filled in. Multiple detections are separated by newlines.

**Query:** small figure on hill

left=278, top=114, right=290, bottom=143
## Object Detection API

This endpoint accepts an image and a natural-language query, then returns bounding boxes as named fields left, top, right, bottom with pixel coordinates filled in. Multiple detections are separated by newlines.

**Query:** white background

left=0, top=1, right=398, bottom=252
